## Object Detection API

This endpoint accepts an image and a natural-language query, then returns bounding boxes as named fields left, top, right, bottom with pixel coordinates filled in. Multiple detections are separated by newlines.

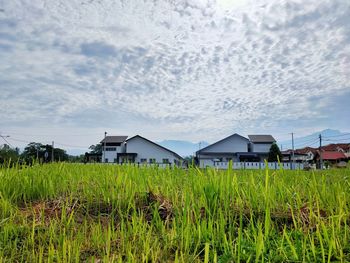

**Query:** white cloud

left=0, top=0, right=349, bottom=147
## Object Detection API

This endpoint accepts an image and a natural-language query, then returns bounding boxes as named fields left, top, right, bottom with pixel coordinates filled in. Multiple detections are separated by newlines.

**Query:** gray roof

left=100, top=136, right=128, bottom=143
left=197, top=133, right=249, bottom=154
left=127, top=135, right=184, bottom=160
left=248, top=135, right=276, bottom=143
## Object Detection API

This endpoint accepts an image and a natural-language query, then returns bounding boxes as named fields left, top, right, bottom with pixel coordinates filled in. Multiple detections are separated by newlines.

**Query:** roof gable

left=321, top=151, right=347, bottom=160
left=197, top=133, right=249, bottom=153
left=126, top=135, right=183, bottom=160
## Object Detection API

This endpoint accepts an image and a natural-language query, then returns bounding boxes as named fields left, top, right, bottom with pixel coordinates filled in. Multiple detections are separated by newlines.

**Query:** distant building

left=124, top=135, right=184, bottom=166
left=281, top=150, right=308, bottom=163
left=100, top=136, right=128, bottom=163
left=196, top=133, right=276, bottom=168
left=287, top=143, right=350, bottom=164
left=314, top=151, right=348, bottom=166
left=99, top=135, right=184, bottom=166
left=282, top=147, right=315, bottom=163
left=248, top=135, right=276, bottom=161
left=84, top=152, right=102, bottom=163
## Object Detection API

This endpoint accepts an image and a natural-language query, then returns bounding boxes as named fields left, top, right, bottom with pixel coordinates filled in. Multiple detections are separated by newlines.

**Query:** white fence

left=94, top=161, right=304, bottom=170
left=208, top=162, right=304, bottom=170
left=99, top=162, right=180, bottom=168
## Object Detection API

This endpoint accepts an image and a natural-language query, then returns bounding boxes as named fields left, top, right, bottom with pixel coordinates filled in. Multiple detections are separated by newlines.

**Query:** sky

left=0, top=0, right=349, bottom=154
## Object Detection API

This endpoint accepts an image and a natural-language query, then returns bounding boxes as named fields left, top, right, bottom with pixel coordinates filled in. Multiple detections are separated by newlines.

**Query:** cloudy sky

left=0, top=0, right=349, bottom=153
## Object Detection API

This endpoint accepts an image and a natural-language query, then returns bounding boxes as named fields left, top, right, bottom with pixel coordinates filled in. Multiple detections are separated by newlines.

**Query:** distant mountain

left=66, top=148, right=87, bottom=156
left=278, top=129, right=350, bottom=151
left=158, top=140, right=209, bottom=157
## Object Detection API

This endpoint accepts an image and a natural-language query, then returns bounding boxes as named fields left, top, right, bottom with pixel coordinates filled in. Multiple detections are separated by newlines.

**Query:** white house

left=196, top=133, right=249, bottom=167
left=247, top=135, right=276, bottom=161
left=196, top=133, right=276, bottom=168
left=100, top=136, right=128, bottom=163
left=124, top=135, right=184, bottom=165
left=100, top=135, right=184, bottom=166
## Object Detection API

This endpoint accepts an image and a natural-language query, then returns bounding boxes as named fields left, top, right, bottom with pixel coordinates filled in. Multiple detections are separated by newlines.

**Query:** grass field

left=0, top=163, right=350, bottom=262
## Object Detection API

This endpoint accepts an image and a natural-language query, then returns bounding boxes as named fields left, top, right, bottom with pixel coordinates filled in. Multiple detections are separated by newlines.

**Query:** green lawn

left=1, top=163, right=350, bottom=262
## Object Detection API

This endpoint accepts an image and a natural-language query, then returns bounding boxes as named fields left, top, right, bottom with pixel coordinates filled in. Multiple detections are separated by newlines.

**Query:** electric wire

left=323, top=133, right=350, bottom=139
left=0, top=135, right=13, bottom=147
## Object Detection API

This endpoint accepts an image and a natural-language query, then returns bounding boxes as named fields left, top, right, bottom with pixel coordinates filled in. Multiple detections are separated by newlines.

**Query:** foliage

left=20, top=142, right=44, bottom=163
left=324, top=160, right=330, bottom=169
left=183, top=155, right=195, bottom=166
left=21, top=142, right=69, bottom=163
left=268, top=143, right=282, bottom=162
left=0, top=144, right=20, bottom=165
left=89, top=143, right=102, bottom=154
left=0, top=164, right=350, bottom=262
left=68, top=154, right=85, bottom=163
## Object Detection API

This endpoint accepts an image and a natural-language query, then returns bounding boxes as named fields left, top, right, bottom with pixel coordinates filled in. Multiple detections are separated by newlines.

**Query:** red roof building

left=321, top=144, right=350, bottom=152
left=320, top=151, right=347, bottom=161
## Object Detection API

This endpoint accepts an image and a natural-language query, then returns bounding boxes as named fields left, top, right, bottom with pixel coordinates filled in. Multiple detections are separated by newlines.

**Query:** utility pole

left=103, top=131, right=107, bottom=163
left=52, top=141, right=54, bottom=163
left=0, top=134, right=11, bottom=146
left=319, top=134, right=323, bottom=170
left=291, top=132, right=295, bottom=170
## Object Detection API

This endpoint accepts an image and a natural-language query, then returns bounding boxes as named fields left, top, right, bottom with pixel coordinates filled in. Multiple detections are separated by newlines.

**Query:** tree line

left=0, top=142, right=77, bottom=165
left=0, top=142, right=105, bottom=166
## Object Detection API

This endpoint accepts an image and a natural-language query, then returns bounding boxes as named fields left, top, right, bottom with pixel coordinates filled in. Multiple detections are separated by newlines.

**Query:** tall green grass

left=0, top=163, right=349, bottom=262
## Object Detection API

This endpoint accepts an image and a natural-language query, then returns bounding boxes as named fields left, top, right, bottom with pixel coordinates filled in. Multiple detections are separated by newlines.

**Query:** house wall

left=198, top=154, right=239, bottom=162
left=251, top=143, right=272, bottom=153
left=102, top=146, right=123, bottom=163
left=200, top=135, right=248, bottom=153
left=127, top=137, right=181, bottom=164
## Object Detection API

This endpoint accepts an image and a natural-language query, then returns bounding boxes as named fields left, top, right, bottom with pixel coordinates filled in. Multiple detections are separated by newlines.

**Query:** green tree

left=0, top=144, right=20, bottom=165
left=53, top=147, right=69, bottom=162
left=21, top=142, right=69, bottom=163
left=68, top=154, right=85, bottom=163
left=89, top=144, right=102, bottom=154
left=21, top=142, right=44, bottom=163
left=268, top=143, right=282, bottom=162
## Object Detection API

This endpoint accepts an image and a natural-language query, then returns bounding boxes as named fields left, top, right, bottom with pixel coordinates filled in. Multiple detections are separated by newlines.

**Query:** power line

left=284, top=137, right=319, bottom=149
left=323, top=137, right=350, bottom=142
left=293, top=137, right=319, bottom=148
left=308, top=141, right=320, bottom=147
left=7, top=137, right=51, bottom=144
left=323, top=133, right=350, bottom=139
left=0, top=135, right=13, bottom=148
left=8, top=137, right=90, bottom=149
left=3, top=131, right=102, bottom=137
left=54, top=142, right=90, bottom=149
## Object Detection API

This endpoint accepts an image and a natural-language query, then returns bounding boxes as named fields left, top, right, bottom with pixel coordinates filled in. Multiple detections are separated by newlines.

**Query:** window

left=140, top=158, right=147, bottom=163
left=149, top=158, right=156, bottom=164
left=105, top=147, right=116, bottom=151
left=162, top=158, right=169, bottom=164
left=105, top=158, right=108, bottom=163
